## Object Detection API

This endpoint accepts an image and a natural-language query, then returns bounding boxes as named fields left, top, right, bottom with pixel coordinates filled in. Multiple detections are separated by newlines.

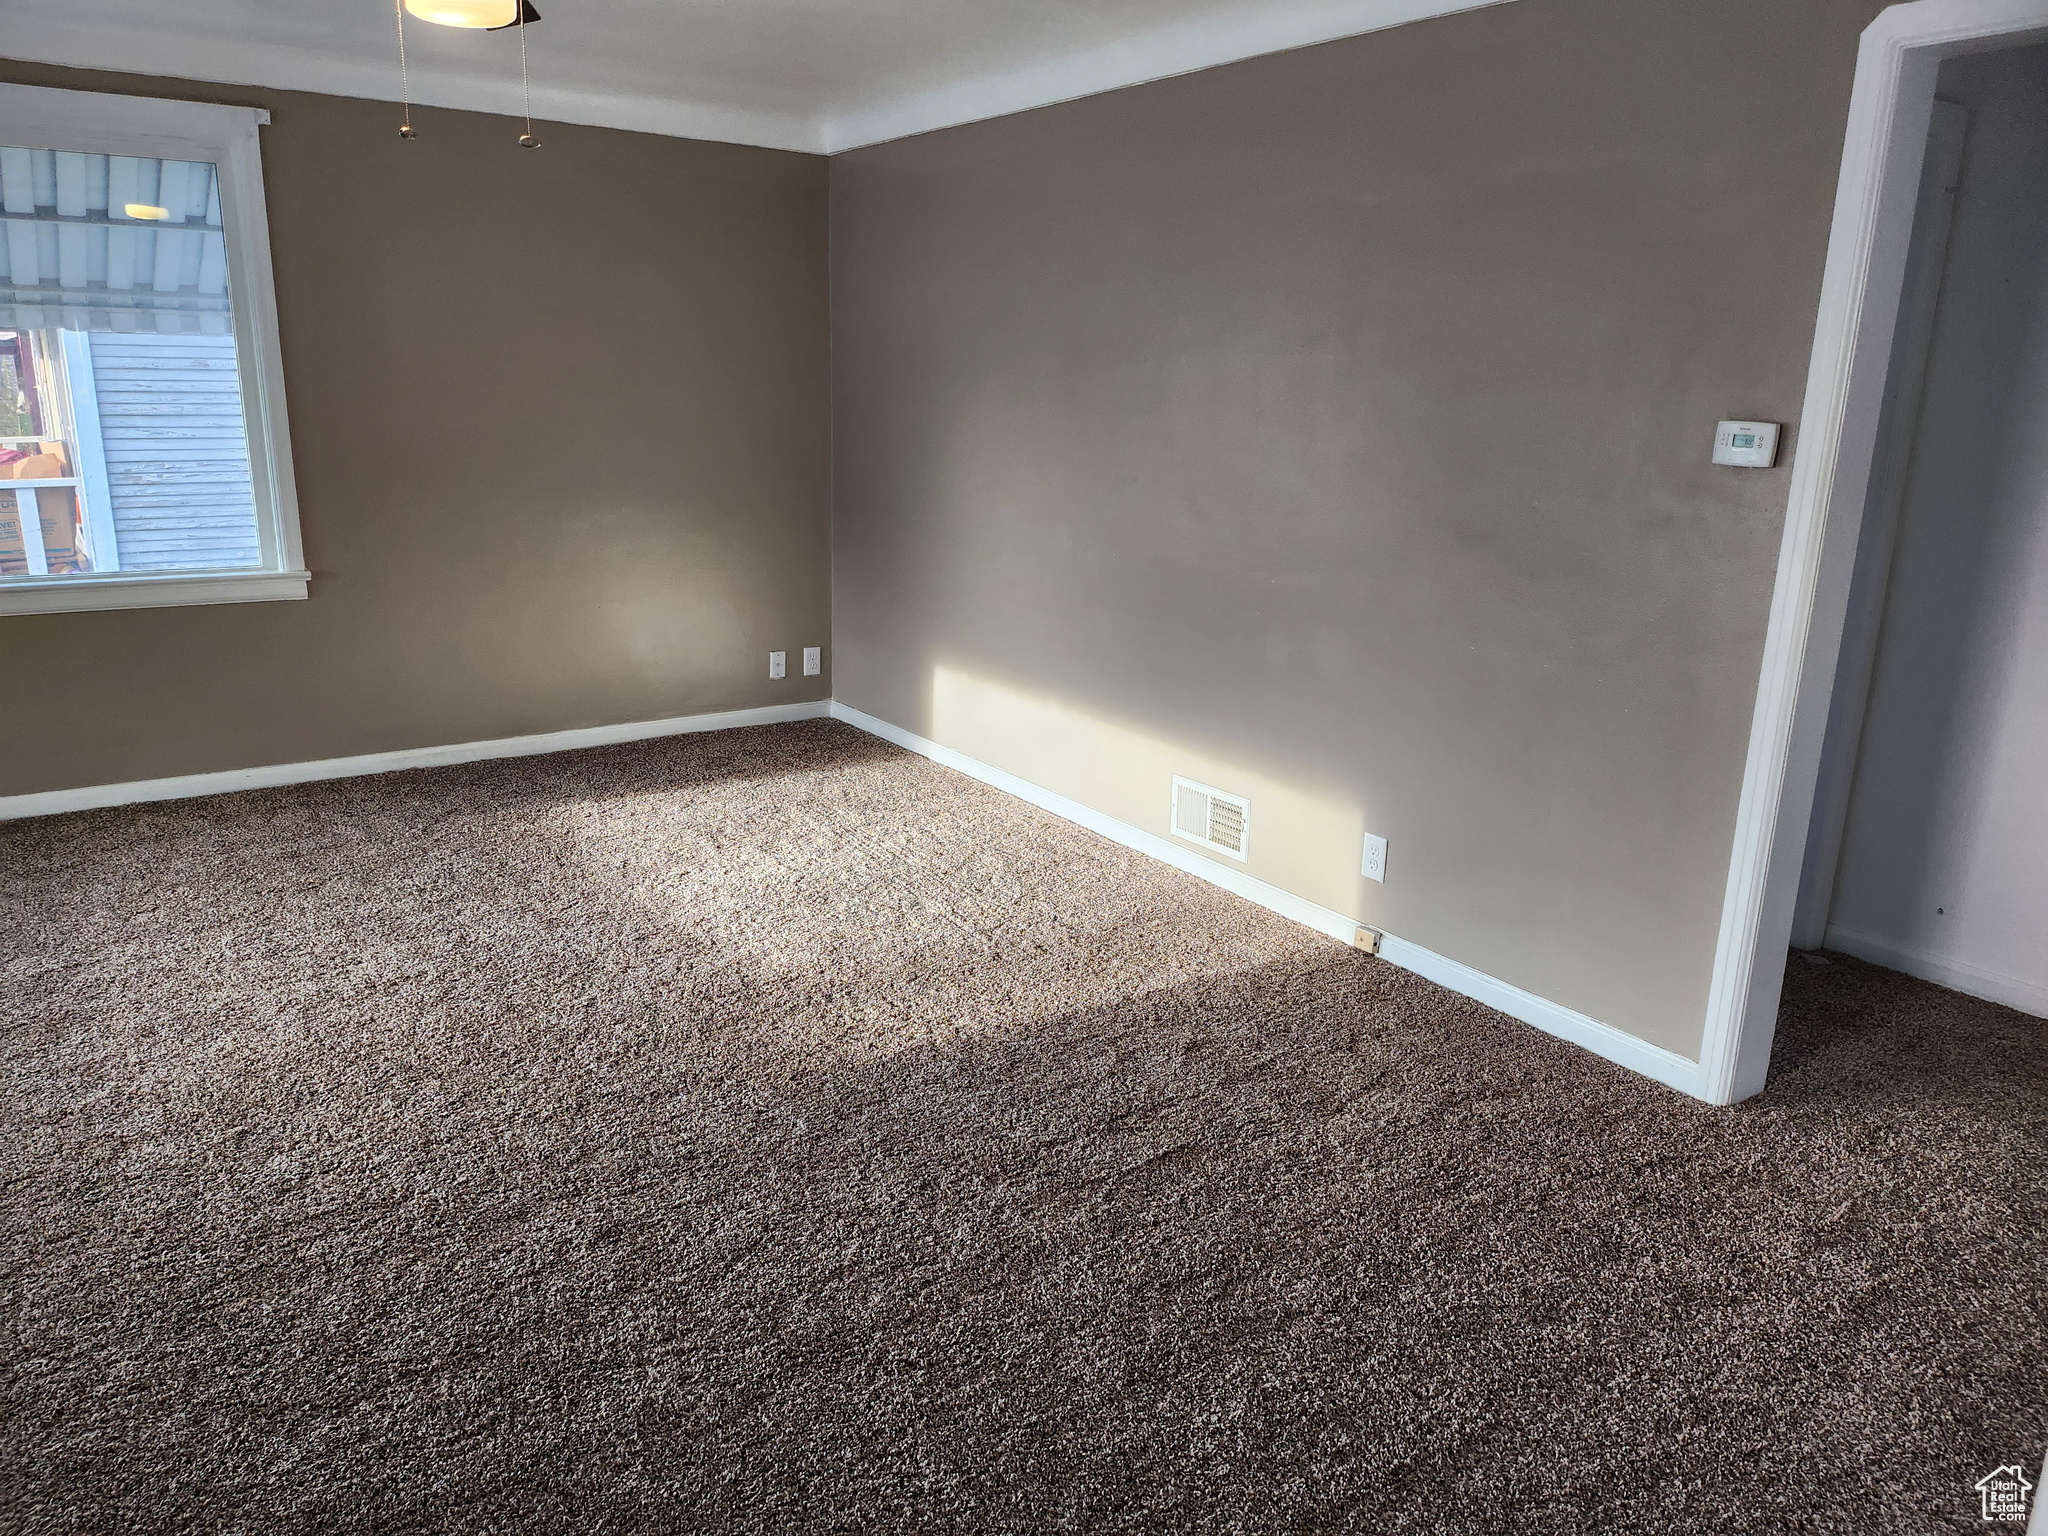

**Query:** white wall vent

left=1171, top=776, right=1250, bottom=861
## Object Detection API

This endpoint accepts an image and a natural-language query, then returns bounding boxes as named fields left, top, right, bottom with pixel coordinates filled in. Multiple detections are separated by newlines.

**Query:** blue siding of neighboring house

left=86, top=332, right=260, bottom=571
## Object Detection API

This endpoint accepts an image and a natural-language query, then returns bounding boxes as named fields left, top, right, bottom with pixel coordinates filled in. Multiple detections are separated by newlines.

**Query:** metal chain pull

left=517, top=4, right=540, bottom=148
left=395, top=0, right=418, bottom=138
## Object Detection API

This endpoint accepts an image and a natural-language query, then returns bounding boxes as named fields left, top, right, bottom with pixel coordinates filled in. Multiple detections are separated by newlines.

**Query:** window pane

left=1, top=145, right=260, bottom=578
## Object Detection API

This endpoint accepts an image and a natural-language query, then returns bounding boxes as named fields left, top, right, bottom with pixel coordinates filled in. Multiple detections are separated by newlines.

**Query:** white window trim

left=0, top=83, right=307, bottom=615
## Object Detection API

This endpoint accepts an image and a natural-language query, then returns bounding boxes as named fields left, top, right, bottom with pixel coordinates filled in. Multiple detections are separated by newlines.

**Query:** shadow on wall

left=929, top=662, right=1377, bottom=925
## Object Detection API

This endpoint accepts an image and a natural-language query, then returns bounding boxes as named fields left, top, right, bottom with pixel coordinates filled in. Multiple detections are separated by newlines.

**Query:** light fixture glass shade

left=403, top=0, right=518, bottom=28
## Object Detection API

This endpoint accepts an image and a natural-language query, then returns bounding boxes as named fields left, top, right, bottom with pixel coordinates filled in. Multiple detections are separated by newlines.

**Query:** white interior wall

left=1826, top=43, right=2048, bottom=1019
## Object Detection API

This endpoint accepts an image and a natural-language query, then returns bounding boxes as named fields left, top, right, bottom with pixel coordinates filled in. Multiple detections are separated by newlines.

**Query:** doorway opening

left=1795, top=42, right=2048, bottom=1024
left=1699, top=0, right=2048, bottom=1104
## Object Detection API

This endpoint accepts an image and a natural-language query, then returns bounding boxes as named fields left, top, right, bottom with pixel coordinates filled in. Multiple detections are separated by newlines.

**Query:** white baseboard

left=830, top=700, right=1708, bottom=1100
left=0, top=700, right=832, bottom=821
left=1371, top=931, right=1706, bottom=1098
left=4, top=692, right=1714, bottom=1099
left=1825, top=923, right=2048, bottom=1020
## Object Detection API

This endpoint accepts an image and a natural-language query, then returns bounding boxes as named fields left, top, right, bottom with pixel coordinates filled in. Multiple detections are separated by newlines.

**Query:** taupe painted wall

left=830, top=0, right=1891, bottom=1058
left=0, top=61, right=830, bottom=796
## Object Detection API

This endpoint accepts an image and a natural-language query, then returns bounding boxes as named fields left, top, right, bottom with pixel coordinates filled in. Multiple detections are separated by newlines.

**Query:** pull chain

left=517, top=4, right=540, bottom=148
left=395, top=0, right=417, bottom=138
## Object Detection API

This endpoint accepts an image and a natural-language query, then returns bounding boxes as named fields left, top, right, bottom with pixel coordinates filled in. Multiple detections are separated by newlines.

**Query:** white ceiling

left=4, top=0, right=1506, bottom=153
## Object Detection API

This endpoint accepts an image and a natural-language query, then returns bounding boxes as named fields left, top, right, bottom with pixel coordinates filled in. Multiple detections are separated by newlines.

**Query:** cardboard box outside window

left=0, top=485, right=91, bottom=575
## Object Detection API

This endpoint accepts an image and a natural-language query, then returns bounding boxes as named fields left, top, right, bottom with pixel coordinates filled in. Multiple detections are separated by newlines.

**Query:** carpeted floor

left=3, top=720, right=2042, bottom=1534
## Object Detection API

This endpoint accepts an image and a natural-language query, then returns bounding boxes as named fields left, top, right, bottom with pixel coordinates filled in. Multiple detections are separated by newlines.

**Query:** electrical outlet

left=803, top=646, right=821, bottom=677
left=768, top=651, right=786, bottom=680
left=1361, top=833, right=1388, bottom=883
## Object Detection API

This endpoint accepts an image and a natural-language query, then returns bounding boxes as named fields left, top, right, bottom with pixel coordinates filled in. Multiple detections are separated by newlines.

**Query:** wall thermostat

left=1713, top=420, right=1781, bottom=468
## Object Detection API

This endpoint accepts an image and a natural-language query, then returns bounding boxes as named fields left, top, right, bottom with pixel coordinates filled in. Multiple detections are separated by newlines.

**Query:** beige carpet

left=3, top=719, right=2043, bottom=1534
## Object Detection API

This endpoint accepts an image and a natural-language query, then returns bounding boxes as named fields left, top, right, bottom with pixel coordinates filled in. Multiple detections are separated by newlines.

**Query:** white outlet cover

left=768, top=651, right=786, bottom=679
left=1362, top=833, right=1388, bottom=883
left=803, top=646, right=821, bottom=676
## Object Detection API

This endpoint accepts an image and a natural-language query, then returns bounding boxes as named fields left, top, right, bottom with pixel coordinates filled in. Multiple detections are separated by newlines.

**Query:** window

left=0, top=84, right=304, bottom=615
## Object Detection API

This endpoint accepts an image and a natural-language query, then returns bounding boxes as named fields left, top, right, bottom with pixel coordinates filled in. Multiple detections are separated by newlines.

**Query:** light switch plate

left=768, top=651, right=786, bottom=680
left=1713, top=420, right=1780, bottom=468
left=803, top=646, right=821, bottom=677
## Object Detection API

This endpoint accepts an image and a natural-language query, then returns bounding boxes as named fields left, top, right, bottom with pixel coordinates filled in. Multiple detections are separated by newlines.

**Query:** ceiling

left=4, top=0, right=1506, bottom=153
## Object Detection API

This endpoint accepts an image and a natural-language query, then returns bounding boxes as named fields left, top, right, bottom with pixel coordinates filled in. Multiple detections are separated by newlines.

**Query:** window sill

left=0, top=569, right=310, bottom=616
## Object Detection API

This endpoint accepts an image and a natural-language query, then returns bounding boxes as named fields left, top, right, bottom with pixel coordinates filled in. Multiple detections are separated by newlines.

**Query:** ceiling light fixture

left=403, top=0, right=530, bottom=27
left=392, top=0, right=542, bottom=147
